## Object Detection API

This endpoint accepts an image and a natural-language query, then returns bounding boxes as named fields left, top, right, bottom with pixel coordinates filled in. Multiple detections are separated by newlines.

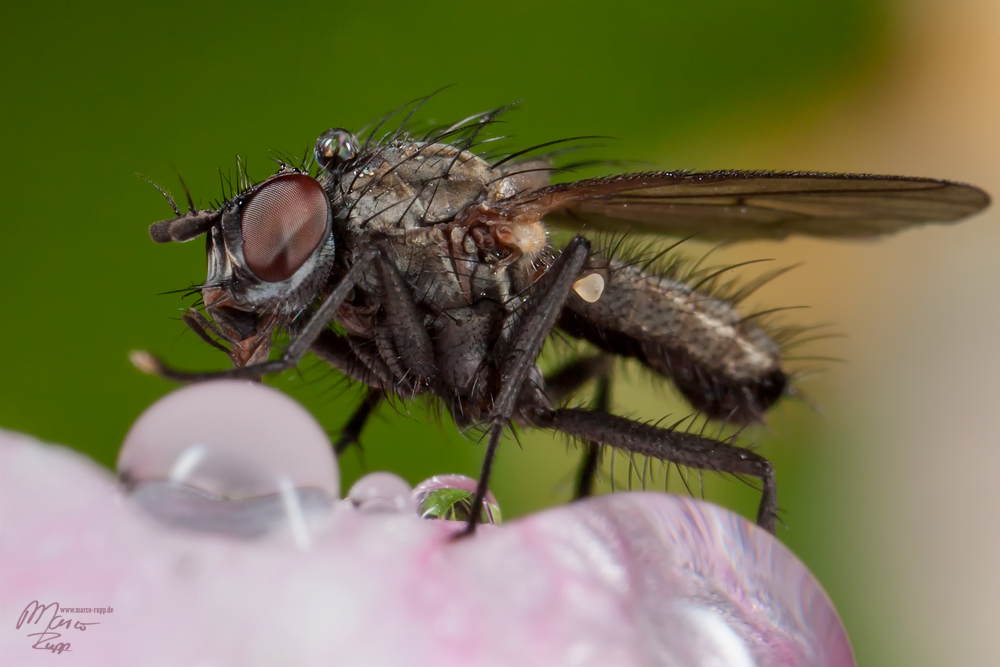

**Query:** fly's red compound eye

left=239, top=174, right=330, bottom=282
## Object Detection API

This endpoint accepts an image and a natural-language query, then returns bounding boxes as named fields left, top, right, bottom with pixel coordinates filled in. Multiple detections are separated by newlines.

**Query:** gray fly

left=133, top=100, right=990, bottom=534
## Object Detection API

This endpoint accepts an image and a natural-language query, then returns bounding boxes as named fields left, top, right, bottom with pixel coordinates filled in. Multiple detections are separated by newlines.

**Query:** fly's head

left=146, top=128, right=360, bottom=365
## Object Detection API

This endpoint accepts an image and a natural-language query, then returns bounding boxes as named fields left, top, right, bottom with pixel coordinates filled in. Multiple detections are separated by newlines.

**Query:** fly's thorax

left=491, top=159, right=553, bottom=199
left=468, top=261, right=514, bottom=306
left=342, top=227, right=473, bottom=314
left=325, top=138, right=555, bottom=277
left=331, top=141, right=494, bottom=236
left=342, top=224, right=516, bottom=319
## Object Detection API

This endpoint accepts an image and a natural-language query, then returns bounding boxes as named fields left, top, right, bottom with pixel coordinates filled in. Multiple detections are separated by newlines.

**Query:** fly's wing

left=496, top=171, right=990, bottom=241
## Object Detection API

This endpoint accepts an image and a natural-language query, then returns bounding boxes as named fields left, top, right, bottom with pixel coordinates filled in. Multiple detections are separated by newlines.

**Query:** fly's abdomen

left=557, top=258, right=786, bottom=423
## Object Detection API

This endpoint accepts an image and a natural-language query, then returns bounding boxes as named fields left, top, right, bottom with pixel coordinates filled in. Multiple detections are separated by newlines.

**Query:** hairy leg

left=460, top=236, right=591, bottom=537
left=575, top=375, right=610, bottom=499
left=133, top=249, right=379, bottom=382
left=182, top=308, right=236, bottom=352
left=527, top=407, right=778, bottom=532
left=372, top=254, right=437, bottom=390
left=541, top=355, right=612, bottom=498
left=334, top=388, right=384, bottom=456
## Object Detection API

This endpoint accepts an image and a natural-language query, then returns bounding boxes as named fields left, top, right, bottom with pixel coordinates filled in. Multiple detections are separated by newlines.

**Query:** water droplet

left=347, top=472, right=414, bottom=513
left=118, top=380, right=337, bottom=546
left=412, top=474, right=501, bottom=524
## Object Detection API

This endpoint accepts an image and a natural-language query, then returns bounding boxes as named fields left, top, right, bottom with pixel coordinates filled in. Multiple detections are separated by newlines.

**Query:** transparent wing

left=497, top=170, right=990, bottom=241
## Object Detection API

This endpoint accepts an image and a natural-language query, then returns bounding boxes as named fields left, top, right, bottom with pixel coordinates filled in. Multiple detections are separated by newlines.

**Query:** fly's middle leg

left=542, top=355, right=613, bottom=499
left=458, top=236, right=592, bottom=537
left=334, top=387, right=384, bottom=456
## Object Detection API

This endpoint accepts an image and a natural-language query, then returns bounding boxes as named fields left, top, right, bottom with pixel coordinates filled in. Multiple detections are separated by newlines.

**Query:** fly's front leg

left=181, top=307, right=275, bottom=367
left=334, top=387, right=384, bottom=456
left=459, top=235, right=591, bottom=537
left=543, top=355, right=612, bottom=498
left=372, top=252, right=437, bottom=390
left=131, top=249, right=379, bottom=382
left=527, top=407, right=778, bottom=532
left=294, top=330, right=387, bottom=457
left=181, top=308, right=235, bottom=355
left=313, top=252, right=432, bottom=455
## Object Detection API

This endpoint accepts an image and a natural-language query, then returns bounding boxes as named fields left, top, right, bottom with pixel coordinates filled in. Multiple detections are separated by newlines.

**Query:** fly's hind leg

left=543, top=355, right=612, bottom=499
left=526, top=406, right=778, bottom=532
left=576, top=375, right=609, bottom=498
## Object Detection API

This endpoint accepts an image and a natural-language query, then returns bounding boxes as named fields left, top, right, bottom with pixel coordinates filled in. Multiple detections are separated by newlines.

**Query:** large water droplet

left=118, top=380, right=337, bottom=546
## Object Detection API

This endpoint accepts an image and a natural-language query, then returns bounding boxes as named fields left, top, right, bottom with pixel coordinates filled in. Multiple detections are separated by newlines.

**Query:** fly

left=132, top=99, right=991, bottom=535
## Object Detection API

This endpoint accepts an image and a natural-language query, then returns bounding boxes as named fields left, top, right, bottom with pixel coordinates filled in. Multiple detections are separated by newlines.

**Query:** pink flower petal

left=1, top=381, right=853, bottom=666
left=1, top=431, right=852, bottom=666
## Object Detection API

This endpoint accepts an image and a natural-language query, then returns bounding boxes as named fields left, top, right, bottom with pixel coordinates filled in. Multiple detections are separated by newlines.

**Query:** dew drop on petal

left=412, top=474, right=501, bottom=524
left=117, top=380, right=338, bottom=545
left=346, top=472, right=414, bottom=514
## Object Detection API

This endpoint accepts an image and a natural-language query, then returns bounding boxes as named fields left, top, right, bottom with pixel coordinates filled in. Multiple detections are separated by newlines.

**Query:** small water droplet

left=412, top=474, right=501, bottom=524
left=347, top=472, right=414, bottom=513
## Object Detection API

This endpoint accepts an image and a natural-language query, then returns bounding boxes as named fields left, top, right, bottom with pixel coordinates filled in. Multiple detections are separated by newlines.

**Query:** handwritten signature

left=15, top=601, right=107, bottom=655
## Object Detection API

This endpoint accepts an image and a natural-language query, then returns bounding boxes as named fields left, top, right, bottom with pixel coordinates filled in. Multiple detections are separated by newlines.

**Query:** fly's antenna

left=140, top=173, right=221, bottom=243
left=137, top=173, right=181, bottom=216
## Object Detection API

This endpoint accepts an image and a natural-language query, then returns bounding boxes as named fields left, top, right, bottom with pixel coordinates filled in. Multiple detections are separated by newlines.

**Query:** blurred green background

left=3, top=1, right=999, bottom=664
